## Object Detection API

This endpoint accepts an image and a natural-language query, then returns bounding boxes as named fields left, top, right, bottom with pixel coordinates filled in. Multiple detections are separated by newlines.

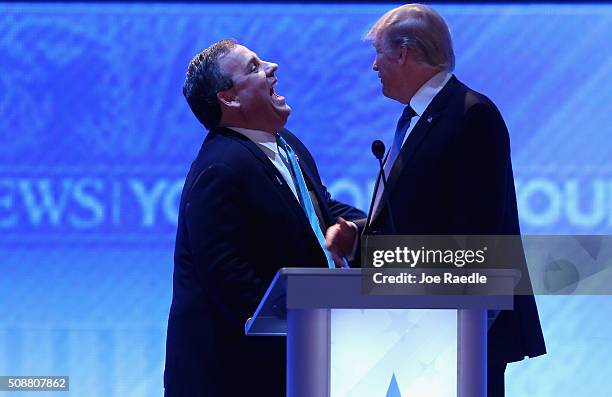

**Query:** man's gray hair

left=364, top=4, right=455, bottom=72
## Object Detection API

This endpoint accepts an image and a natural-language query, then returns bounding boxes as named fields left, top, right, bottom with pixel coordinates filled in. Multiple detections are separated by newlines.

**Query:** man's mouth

left=269, top=80, right=286, bottom=105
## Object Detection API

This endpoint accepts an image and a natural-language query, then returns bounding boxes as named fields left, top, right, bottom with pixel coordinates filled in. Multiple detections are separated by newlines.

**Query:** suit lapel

left=371, top=76, right=459, bottom=225
left=278, top=130, right=334, bottom=228
left=297, top=154, right=331, bottom=224
left=218, top=128, right=314, bottom=235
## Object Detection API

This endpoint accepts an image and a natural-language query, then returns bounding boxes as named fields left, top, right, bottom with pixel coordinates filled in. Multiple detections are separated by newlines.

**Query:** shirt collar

left=229, top=127, right=279, bottom=154
left=409, top=71, right=453, bottom=117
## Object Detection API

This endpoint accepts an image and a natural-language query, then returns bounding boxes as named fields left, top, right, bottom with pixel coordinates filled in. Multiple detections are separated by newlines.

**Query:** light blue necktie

left=276, top=134, right=335, bottom=268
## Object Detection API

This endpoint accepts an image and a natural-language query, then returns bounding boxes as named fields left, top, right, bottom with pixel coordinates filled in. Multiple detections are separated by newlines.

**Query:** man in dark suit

left=164, top=39, right=364, bottom=396
left=326, top=4, right=546, bottom=396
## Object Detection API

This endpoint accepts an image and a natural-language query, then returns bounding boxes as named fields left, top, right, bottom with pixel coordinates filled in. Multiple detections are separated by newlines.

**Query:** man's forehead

left=218, top=44, right=256, bottom=72
left=233, top=44, right=257, bottom=59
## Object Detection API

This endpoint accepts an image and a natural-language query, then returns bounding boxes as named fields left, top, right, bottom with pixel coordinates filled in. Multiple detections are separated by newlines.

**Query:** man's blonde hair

left=365, top=4, right=455, bottom=71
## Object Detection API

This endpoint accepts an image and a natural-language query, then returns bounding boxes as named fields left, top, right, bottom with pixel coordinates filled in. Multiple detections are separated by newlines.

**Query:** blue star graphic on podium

left=386, top=373, right=402, bottom=397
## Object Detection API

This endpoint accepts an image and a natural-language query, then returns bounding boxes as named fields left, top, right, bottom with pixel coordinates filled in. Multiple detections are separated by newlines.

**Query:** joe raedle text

left=372, top=271, right=488, bottom=285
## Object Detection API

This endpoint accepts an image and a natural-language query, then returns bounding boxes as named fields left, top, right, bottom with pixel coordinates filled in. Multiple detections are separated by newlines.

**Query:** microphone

left=364, top=140, right=396, bottom=234
left=372, top=139, right=385, bottom=160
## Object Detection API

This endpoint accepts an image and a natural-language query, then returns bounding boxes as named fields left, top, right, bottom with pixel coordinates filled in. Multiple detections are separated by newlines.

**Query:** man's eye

left=251, top=64, right=258, bottom=72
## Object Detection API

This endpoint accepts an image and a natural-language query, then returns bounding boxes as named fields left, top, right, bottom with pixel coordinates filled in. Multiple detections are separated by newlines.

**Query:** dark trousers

left=488, top=360, right=507, bottom=397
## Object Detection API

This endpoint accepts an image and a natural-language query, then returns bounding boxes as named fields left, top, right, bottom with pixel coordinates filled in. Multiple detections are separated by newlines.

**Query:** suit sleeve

left=325, top=192, right=367, bottom=222
left=184, top=163, right=265, bottom=327
left=450, top=102, right=511, bottom=234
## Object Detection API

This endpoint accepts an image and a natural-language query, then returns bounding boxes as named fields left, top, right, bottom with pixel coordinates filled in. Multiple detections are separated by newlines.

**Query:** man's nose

left=372, top=60, right=378, bottom=72
left=264, top=61, right=278, bottom=76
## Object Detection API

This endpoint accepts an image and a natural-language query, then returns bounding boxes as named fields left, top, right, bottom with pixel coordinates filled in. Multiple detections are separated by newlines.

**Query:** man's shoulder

left=447, top=79, right=509, bottom=143
left=452, top=77, right=499, bottom=115
left=198, top=128, right=258, bottom=164
left=187, top=128, right=260, bottom=181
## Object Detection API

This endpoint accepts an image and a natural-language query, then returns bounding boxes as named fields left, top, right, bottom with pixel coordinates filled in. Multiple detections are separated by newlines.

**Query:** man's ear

left=217, top=89, right=240, bottom=109
left=398, top=46, right=409, bottom=65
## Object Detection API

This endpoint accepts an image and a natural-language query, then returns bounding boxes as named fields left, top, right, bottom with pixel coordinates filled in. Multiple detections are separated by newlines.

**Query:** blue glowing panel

left=331, top=309, right=456, bottom=397
left=0, top=3, right=611, bottom=396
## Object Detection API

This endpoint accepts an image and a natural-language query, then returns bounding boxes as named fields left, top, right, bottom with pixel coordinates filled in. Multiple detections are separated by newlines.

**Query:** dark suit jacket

left=365, top=75, right=546, bottom=364
left=164, top=127, right=364, bottom=397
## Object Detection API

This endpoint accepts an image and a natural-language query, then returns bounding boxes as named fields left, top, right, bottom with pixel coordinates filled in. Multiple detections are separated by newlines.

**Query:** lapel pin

left=427, top=116, right=433, bottom=123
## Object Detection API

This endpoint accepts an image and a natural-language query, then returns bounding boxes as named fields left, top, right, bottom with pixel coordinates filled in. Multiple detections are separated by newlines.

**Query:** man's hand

left=325, top=217, right=358, bottom=267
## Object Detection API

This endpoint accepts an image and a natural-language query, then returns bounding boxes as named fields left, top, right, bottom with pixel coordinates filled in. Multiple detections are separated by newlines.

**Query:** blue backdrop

left=1, top=3, right=611, bottom=396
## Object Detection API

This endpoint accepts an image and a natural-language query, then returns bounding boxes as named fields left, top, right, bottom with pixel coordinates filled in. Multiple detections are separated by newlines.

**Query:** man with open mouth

left=163, top=39, right=364, bottom=397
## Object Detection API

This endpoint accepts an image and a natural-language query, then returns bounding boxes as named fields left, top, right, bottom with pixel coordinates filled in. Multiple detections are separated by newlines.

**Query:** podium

left=245, top=268, right=518, bottom=397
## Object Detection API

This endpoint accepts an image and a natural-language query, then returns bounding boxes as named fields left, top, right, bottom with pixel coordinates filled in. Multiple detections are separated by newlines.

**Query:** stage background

left=1, top=2, right=611, bottom=396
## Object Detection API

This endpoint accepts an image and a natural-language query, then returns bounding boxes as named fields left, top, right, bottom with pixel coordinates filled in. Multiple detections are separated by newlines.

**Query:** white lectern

left=245, top=268, right=518, bottom=397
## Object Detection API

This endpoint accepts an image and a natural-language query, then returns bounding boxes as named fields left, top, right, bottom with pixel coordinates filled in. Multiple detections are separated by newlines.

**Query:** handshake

left=325, top=217, right=360, bottom=268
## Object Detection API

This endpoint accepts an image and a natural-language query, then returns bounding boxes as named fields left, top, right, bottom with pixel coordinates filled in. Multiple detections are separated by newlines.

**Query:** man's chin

left=277, top=104, right=291, bottom=121
left=381, top=85, right=392, bottom=99
left=381, top=86, right=401, bottom=102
